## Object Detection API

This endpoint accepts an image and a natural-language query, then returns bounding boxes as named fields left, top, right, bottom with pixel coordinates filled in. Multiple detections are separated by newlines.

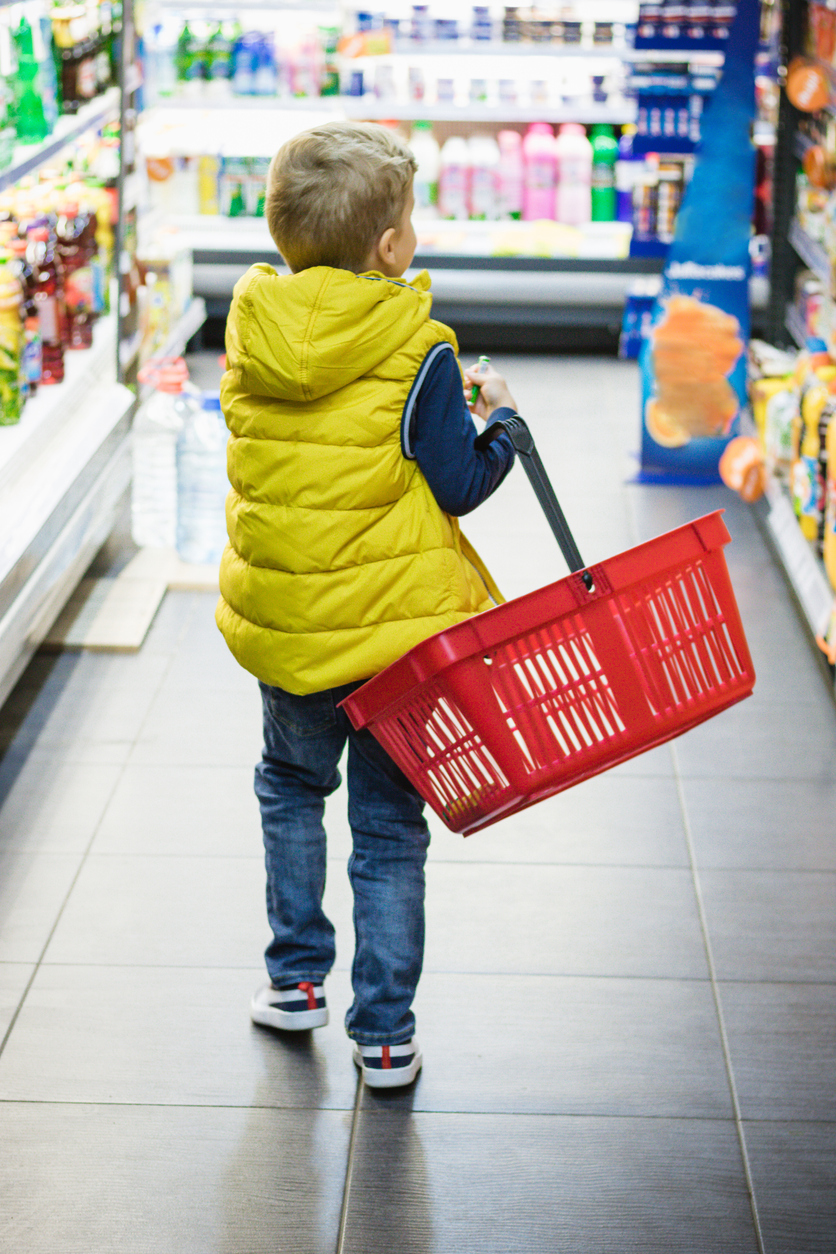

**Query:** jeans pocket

left=262, top=684, right=338, bottom=739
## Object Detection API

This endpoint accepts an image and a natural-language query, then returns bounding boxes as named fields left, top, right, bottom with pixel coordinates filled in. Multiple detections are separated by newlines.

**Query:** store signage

left=637, top=0, right=760, bottom=484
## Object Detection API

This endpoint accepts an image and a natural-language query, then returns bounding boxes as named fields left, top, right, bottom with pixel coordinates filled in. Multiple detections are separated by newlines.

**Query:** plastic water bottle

left=522, top=123, right=556, bottom=221
left=176, top=391, right=230, bottom=564
left=496, top=130, right=523, bottom=220
left=468, top=134, right=499, bottom=220
left=438, top=136, right=470, bottom=220
left=410, top=120, right=440, bottom=215
left=132, top=358, right=198, bottom=549
left=554, top=122, right=592, bottom=226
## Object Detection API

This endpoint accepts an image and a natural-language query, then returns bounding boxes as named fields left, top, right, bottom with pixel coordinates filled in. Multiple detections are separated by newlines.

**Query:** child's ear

left=377, top=226, right=397, bottom=266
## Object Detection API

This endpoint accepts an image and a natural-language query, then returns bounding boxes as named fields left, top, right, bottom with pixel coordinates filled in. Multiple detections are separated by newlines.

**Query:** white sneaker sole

left=251, top=998, right=329, bottom=1032
left=353, top=1046, right=423, bottom=1088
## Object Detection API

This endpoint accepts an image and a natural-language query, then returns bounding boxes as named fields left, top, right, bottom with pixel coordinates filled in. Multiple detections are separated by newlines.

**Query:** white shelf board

left=763, top=481, right=835, bottom=640
left=789, top=218, right=830, bottom=289
left=145, top=95, right=637, bottom=125
left=0, top=88, right=120, bottom=194
left=0, top=313, right=118, bottom=499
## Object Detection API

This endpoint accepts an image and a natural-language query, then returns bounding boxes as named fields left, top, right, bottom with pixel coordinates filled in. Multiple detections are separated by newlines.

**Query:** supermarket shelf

left=0, top=88, right=120, bottom=195
left=753, top=480, right=836, bottom=694
left=789, top=217, right=830, bottom=288
left=121, top=296, right=207, bottom=373
left=146, top=95, right=638, bottom=124
left=785, top=302, right=808, bottom=350
left=0, top=314, right=135, bottom=707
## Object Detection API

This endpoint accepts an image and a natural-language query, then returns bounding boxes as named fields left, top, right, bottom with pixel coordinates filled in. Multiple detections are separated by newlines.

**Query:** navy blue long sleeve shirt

left=400, top=343, right=515, bottom=516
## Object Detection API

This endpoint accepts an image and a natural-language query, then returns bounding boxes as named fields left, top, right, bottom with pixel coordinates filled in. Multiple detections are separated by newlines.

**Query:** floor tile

left=681, top=777, right=836, bottom=871
left=128, top=683, right=263, bottom=767
left=743, top=1121, right=836, bottom=1254
left=42, top=852, right=353, bottom=971
left=719, top=982, right=836, bottom=1121
left=700, top=870, right=836, bottom=982
left=365, top=972, right=730, bottom=1117
left=425, top=773, right=689, bottom=867
left=0, top=850, right=81, bottom=962
left=423, top=862, right=708, bottom=978
left=0, top=964, right=359, bottom=1109
left=92, top=764, right=261, bottom=857
left=0, top=1102, right=350, bottom=1254
left=0, top=962, right=34, bottom=1039
left=0, top=759, right=122, bottom=854
left=342, top=1112, right=758, bottom=1254
left=672, top=696, right=836, bottom=781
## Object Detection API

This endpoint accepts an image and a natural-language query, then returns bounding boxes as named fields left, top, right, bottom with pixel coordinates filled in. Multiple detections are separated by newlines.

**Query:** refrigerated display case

left=134, top=0, right=768, bottom=344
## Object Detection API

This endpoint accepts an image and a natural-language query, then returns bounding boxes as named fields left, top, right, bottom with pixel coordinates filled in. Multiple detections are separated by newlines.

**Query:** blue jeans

left=254, top=680, right=430, bottom=1045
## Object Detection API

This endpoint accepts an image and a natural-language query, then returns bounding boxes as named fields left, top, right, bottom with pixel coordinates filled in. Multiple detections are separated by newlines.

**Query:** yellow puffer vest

left=216, top=263, right=503, bottom=695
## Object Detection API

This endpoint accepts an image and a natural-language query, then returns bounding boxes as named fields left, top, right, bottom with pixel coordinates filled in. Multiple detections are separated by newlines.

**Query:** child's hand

left=463, top=360, right=517, bottom=421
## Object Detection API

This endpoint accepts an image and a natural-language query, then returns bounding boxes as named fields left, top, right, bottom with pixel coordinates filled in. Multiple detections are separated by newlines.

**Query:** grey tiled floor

left=1, top=354, right=835, bottom=1253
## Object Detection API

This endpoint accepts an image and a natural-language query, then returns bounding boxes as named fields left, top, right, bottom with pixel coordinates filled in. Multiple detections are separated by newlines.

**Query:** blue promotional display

left=638, top=0, right=760, bottom=484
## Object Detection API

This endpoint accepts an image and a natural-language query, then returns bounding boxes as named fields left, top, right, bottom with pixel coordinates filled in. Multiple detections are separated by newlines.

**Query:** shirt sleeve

left=401, top=344, right=516, bottom=517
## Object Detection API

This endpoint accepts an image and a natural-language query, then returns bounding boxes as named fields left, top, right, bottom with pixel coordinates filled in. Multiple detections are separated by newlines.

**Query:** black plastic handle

left=475, top=414, right=593, bottom=589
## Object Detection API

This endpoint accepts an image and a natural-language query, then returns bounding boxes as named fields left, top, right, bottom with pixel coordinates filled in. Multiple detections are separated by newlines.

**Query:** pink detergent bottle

left=554, top=122, right=593, bottom=226
left=522, top=123, right=556, bottom=221
left=496, top=130, right=523, bottom=220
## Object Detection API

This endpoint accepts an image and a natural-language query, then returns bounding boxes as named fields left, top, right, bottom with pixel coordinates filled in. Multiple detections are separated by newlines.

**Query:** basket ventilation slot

left=384, top=684, right=509, bottom=822
left=614, top=561, right=747, bottom=716
left=489, top=617, right=627, bottom=775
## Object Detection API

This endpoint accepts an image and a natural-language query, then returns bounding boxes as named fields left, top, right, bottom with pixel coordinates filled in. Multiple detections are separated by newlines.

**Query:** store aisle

left=0, top=354, right=834, bottom=1254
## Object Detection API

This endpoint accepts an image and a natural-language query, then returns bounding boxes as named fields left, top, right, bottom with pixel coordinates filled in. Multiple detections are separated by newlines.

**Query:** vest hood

left=226, top=264, right=435, bottom=403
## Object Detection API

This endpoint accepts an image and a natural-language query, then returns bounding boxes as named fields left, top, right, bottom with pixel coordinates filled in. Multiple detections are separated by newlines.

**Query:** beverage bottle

left=496, top=130, right=523, bottom=219
left=468, top=134, right=499, bottom=220
left=554, top=122, right=592, bottom=225
left=13, top=16, right=49, bottom=143
left=176, top=391, right=230, bottom=564
left=438, top=136, right=470, bottom=219
left=522, top=123, right=556, bottom=221
left=0, top=255, right=23, bottom=425
left=206, top=21, right=234, bottom=88
left=132, top=358, right=198, bottom=549
left=232, top=31, right=257, bottom=95
left=22, top=316, right=41, bottom=398
left=56, top=200, right=96, bottom=349
left=410, top=120, right=440, bottom=215
left=149, top=22, right=177, bottom=97
left=615, top=124, right=638, bottom=223
left=27, top=226, right=65, bottom=384
left=590, top=123, right=618, bottom=221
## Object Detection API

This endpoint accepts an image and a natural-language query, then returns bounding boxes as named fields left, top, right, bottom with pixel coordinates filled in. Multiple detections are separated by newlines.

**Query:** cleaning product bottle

left=468, top=134, right=499, bottom=220
left=438, top=135, right=470, bottom=220
left=13, top=16, right=49, bottom=144
left=554, top=122, right=592, bottom=225
left=522, top=123, right=555, bottom=221
left=176, top=390, right=230, bottom=564
left=410, top=120, right=440, bottom=215
left=590, top=123, right=618, bottom=221
left=132, top=358, right=198, bottom=549
left=496, top=130, right=523, bottom=220
left=0, top=254, right=23, bottom=425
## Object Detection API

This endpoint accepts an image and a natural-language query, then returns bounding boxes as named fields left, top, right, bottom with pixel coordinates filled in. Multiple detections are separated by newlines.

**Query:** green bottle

left=12, top=16, right=48, bottom=144
left=590, top=123, right=619, bottom=222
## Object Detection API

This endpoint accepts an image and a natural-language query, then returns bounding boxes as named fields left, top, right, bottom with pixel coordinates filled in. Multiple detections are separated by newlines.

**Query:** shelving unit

left=0, top=13, right=133, bottom=704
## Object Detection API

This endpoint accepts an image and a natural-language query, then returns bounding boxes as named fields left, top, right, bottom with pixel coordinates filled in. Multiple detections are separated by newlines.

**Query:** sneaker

left=353, top=1038, right=422, bottom=1088
left=250, top=981, right=328, bottom=1031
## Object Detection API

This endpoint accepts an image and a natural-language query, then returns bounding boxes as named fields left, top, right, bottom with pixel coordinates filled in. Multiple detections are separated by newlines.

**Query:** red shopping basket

left=340, top=415, right=755, bottom=836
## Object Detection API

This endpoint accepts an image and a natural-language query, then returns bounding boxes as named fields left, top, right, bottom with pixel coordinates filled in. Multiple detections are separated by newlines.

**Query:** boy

left=216, top=120, right=518, bottom=1088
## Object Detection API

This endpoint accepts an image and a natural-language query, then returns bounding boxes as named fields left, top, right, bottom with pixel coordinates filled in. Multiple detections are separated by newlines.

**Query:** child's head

left=266, top=121, right=417, bottom=276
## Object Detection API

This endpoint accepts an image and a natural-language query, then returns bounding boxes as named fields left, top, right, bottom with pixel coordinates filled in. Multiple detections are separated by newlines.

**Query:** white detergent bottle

left=438, top=135, right=470, bottom=220
left=496, top=130, right=524, bottom=220
left=410, top=121, right=440, bottom=216
left=132, top=359, right=199, bottom=549
left=554, top=122, right=592, bottom=225
left=176, top=391, right=230, bottom=564
left=522, top=123, right=556, bottom=221
left=468, top=134, right=500, bottom=220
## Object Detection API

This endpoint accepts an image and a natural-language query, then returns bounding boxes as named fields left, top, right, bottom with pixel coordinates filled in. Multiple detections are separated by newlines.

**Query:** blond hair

left=266, top=121, right=416, bottom=273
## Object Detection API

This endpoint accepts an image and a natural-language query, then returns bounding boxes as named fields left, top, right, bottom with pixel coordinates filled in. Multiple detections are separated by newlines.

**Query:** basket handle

left=475, top=413, right=593, bottom=589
